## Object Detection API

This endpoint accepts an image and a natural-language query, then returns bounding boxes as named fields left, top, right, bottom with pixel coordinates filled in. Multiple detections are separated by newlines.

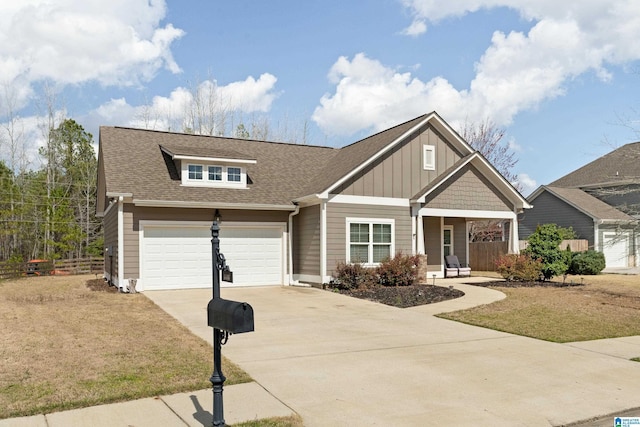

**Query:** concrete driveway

left=147, top=283, right=640, bottom=426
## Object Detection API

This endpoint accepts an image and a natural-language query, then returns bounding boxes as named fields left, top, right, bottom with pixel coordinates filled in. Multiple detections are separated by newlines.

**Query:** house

left=519, top=142, right=640, bottom=268
left=96, top=112, right=531, bottom=291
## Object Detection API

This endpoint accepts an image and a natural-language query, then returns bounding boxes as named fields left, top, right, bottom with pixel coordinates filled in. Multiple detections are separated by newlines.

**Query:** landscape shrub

left=523, top=224, right=568, bottom=280
left=569, top=250, right=606, bottom=275
left=331, top=261, right=375, bottom=290
left=376, top=252, right=421, bottom=287
left=495, top=253, right=543, bottom=281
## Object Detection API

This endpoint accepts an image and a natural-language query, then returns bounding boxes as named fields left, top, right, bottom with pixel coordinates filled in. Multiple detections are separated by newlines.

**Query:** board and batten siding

left=518, top=191, right=595, bottom=246
left=325, top=203, right=412, bottom=277
left=293, top=205, right=321, bottom=276
left=103, top=204, right=118, bottom=280
left=334, top=125, right=464, bottom=199
left=424, top=165, right=513, bottom=212
left=122, top=205, right=290, bottom=280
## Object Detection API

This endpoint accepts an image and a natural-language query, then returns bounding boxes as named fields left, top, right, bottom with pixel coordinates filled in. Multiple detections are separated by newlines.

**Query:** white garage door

left=602, top=232, right=629, bottom=268
left=141, top=223, right=284, bottom=290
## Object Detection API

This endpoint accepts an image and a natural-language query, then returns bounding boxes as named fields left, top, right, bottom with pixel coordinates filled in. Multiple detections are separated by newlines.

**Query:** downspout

left=117, top=196, right=125, bottom=291
left=288, top=203, right=300, bottom=285
left=320, top=198, right=327, bottom=284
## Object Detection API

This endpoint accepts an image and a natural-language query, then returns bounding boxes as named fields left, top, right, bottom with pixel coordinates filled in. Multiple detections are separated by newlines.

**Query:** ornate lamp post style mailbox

left=207, top=210, right=254, bottom=427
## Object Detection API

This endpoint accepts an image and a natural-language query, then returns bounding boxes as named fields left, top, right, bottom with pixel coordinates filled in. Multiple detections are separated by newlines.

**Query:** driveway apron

left=147, top=286, right=640, bottom=426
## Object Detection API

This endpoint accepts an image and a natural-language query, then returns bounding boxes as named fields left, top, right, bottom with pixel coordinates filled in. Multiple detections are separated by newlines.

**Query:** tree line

left=0, top=118, right=100, bottom=263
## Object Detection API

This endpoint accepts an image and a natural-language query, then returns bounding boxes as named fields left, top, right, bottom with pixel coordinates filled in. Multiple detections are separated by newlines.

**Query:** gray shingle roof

left=543, top=186, right=635, bottom=221
left=550, top=142, right=640, bottom=188
left=99, top=114, right=434, bottom=209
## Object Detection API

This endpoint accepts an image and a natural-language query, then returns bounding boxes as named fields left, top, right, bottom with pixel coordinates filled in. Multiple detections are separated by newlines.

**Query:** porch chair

left=444, top=255, right=471, bottom=278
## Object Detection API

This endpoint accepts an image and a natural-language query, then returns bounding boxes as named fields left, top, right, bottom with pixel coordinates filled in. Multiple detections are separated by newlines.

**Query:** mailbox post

left=208, top=210, right=254, bottom=427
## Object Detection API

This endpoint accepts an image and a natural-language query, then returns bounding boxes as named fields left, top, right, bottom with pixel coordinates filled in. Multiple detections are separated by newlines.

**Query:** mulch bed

left=337, top=284, right=465, bottom=308
left=470, top=280, right=585, bottom=288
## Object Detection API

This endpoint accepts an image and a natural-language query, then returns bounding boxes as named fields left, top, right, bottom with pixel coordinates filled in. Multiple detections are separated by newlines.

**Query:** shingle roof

left=550, top=142, right=640, bottom=188
left=542, top=186, right=635, bottom=221
left=100, top=127, right=337, bottom=206
left=99, top=114, right=434, bottom=209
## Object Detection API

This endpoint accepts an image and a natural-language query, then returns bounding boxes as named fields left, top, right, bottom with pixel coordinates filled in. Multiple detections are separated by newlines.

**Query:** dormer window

left=160, top=144, right=257, bottom=189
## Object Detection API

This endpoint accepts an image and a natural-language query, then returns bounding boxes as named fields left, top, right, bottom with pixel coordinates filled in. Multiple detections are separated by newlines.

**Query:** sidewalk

left=0, top=382, right=293, bottom=427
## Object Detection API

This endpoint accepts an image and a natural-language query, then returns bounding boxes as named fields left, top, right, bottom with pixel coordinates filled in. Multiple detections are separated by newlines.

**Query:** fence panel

left=469, top=241, right=509, bottom=271
left=0, top=257, right=104, bottom=280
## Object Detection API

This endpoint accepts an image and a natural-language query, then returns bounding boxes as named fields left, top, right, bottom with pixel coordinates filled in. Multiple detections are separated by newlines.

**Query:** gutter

left=288, top=203, right=300, bottom=285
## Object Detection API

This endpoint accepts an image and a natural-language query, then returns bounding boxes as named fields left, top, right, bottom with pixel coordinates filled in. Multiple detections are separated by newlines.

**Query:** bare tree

left=459, top=118, right=521, bottom=242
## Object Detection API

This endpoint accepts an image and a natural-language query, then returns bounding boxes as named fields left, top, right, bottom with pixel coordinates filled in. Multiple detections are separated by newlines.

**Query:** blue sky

left=1, top=1, right=640, bottom=195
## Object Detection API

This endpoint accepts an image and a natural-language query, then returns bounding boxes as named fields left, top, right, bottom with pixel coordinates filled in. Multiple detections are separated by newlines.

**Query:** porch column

left=509, top=214, right=520, bottom=254
left=417, top=213, right=425, bottom=254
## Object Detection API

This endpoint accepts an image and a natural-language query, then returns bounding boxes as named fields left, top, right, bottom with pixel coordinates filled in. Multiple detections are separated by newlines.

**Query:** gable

left=332, top=123, right=465, bottom=198
left=423, top=165, right=513, bottom=212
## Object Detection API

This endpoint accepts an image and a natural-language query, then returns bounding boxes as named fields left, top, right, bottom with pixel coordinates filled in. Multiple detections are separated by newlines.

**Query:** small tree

left=523, top=224, right=568, bottom=280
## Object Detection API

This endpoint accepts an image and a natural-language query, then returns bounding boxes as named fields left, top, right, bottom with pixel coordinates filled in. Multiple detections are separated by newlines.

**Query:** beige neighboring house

left=96, top=112, right=530, bottom=291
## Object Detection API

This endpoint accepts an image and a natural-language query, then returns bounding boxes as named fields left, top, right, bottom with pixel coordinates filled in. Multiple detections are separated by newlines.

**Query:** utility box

left=207, top=298, right=254, bottom=334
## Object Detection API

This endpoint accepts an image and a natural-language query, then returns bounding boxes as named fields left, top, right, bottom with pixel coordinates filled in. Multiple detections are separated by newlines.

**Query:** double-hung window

left=227, top=167, right=241, bottom=182
left=347, top=219, right=394, bottom=265
left=208, top=166, right=222, bottom=181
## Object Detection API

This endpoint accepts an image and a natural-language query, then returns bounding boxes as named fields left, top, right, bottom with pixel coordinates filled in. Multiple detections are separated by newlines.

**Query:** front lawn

left=0, top=275, right=251, bottom=419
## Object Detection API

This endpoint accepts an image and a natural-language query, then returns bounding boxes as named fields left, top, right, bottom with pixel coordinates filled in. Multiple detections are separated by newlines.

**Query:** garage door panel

left=142, top=224, right=283, bottom=290
left=603, top=233, right=629, bottom=268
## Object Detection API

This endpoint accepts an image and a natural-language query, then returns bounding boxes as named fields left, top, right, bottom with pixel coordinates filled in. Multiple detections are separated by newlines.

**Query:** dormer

left=160, top=144, right=257, bottom=189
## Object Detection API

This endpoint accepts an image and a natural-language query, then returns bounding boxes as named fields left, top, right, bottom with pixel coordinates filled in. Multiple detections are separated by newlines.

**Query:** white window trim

left=423, top=144, right=435, bottom=171
left=182, top=162, right=248, bottom=188
left=345, top=217, right=395, bottom=266
left=443, top=225, right=454, bottom=260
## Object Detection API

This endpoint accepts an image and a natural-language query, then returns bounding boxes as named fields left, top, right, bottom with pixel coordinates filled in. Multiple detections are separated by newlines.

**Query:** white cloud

left=313, top=1, right=640, bottom=136
left=401, top=20, right=427, bottom=36
left=0, top=0, right=184, bottom=109
left=515, top=173, right=537, bottom=196
left=87, top=74, right=280, bottom=134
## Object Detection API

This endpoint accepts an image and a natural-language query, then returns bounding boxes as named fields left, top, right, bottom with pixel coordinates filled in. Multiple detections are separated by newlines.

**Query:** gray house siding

left=444, top=217, right=468, bottom=263
left=293, top=205, right=321, bottom=276
left=122, top=205, right=290, bottom=280
left=103, top=204, right=118, bottom=281
left=518, top=191, right=595, bottom=247
left=326, top=203, right=412, bottom=277
left=334, top=124, right=464, bottom=199
left=423, top=217, right=441, bottom=272
left=424, top=166, right=513, bottom=212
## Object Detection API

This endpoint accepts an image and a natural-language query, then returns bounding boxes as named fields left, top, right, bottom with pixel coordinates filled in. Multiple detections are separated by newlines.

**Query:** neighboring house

left=97, top=112, right=530, bottom=291
left=519, top=142, right=640, bottom=268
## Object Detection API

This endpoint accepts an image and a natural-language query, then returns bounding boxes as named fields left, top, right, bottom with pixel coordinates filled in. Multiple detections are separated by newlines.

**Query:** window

left=347, top=219, right=394, bottom=264
left=188, top=164, right=203, bottom=180
left=423, top=145, right=435, bottom=170
left=443, top=225, right=453, bottom=258
left=228, top=167, right=241, bottom=182
left=208, top=166, right=222, bottom=181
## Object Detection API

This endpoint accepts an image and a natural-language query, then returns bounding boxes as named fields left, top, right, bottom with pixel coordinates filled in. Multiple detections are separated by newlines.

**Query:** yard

left=0, top=275, right=250, bottom=420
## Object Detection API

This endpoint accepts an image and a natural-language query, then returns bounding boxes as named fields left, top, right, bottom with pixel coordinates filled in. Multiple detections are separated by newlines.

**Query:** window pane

left=228, top=167, right=241, bottom=182
left=208, top=166, right=222, bottom=181
left=372, top=245, right=390, bottom=263
left=443, top=229, right=451, bottom=245
left=350, top=223, right=369, bottom=243
left=188, top=165, right=202, bottom=180
left=444, top=246, right=451, bottom=257
left=373, top=224, right=391, bottom=243
left=350, top=245, right=369, bottom=263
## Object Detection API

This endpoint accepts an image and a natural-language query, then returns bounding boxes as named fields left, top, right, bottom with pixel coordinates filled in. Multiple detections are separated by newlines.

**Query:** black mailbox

left=207, top=298, right=254, bottom=334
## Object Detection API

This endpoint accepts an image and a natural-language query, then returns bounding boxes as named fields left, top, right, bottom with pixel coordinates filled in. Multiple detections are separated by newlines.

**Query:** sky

left=1, top=0, right=640, bottom=196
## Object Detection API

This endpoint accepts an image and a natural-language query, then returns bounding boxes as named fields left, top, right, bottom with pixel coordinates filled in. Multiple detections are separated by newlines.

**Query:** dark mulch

left=470, top=280, right=585, bottom=288
left=335, top=284, right=465, bottom=308
left=86, top=278, right=119, bottom=292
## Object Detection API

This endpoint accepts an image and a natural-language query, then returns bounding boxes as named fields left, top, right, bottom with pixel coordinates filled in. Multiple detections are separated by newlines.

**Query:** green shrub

left=523, top=224, right=568, bottom=280
left=495, top=253, right=543, bottom=281
left=569, top=250, right=606, bottom=275
left=331, top=261, right=375, bottom=290
left=376, top=252, right=421, bottom=287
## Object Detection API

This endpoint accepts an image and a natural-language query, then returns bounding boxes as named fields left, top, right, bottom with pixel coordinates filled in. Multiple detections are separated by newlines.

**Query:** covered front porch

left=412, top=208, right=520, bottom=278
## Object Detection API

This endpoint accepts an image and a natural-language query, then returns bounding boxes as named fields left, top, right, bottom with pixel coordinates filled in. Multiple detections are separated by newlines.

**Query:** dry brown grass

left=440, top=273, right=640, bottom=343
left=0, top=275, right=251, bottom=419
